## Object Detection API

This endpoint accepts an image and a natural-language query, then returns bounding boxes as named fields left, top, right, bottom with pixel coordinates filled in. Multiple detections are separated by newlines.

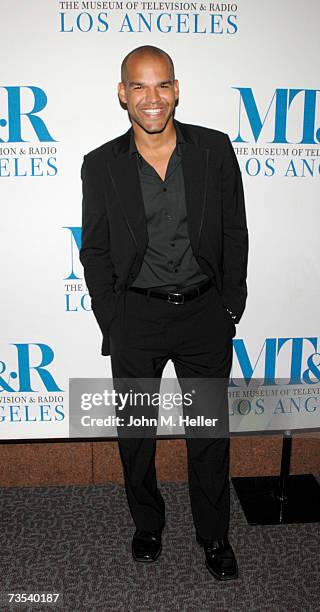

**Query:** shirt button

left=170, top=243, right=175, bottom=247
left=163, top=187, right=167, bottom=192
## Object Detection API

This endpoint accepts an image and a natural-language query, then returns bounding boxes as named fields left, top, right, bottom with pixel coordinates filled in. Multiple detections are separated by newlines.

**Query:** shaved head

left=117, top=45, right=179, bottom=136
left=120, top=45, right=175, bottom=84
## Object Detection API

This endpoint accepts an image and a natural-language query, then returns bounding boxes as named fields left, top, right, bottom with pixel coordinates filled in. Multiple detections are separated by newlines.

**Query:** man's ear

left=117, top=82, right=126, bottom=105
left=174, top=79, right=179, bottom=102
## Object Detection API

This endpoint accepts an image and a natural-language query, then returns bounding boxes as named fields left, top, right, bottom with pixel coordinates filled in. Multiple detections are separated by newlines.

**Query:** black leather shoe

left=197, top=535, right=238, bottom=581
left=132, top=529, right=162, bottom=563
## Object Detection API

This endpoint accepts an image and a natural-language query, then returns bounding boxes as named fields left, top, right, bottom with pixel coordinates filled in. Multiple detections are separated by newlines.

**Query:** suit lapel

left=107, top=133, right=148, bottom=256
left=180, top=141, right=209, bottom=255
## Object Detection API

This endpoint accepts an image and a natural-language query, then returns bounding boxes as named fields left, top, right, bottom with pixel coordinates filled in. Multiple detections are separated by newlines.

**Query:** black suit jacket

left=80, top=119, right=249, bottom=356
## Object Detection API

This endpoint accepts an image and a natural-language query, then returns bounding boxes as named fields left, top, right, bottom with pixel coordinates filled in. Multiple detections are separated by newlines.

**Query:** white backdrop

left=1, top=0, right=320, bottom=439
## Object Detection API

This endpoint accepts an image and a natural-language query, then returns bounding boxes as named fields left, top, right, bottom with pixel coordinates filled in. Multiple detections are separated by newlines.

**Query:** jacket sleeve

left=221, top=134, right=249, bottom=323
left=79, top=155, right=117, bottom=347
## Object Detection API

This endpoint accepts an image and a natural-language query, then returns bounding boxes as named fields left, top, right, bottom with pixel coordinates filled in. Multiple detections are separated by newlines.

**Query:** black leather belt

left=128, top=279, right=213, bottom=304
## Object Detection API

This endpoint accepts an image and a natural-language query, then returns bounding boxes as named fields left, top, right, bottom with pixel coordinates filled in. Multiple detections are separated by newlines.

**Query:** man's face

left=118, top=53, right=179, bottom=135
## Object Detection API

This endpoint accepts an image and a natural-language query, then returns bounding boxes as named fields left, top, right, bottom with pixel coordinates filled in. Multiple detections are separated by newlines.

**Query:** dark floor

left=0, top=482, right=319, bottom=612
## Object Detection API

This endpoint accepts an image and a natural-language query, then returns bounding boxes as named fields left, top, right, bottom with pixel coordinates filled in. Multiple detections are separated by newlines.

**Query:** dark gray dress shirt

left=129, top=123, right=209, bottom=290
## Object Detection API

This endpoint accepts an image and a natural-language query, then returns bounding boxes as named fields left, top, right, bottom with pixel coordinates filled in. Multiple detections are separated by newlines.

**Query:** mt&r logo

left=232, top=87, right=320, bottom=178
left=63, top=226, right=91, bottom=313
left=0, top=86, right=58, bottom=178
left=0, top=343, right=65, bottom=428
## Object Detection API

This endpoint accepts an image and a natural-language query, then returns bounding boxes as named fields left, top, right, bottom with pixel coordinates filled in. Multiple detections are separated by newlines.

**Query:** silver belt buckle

left=167, top=292, right=184, bottom=305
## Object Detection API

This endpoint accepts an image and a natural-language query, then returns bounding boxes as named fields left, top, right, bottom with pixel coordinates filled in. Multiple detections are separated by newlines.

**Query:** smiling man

left=80, top=45, right=248, bottom=581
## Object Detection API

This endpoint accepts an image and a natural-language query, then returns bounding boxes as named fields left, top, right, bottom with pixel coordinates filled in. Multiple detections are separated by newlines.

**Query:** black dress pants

left=109, top=284, right=236, bottom=542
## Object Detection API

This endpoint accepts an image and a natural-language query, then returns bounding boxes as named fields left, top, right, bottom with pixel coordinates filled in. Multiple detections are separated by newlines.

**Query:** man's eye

left=160, top=84, right=169, bottom=88
left=133, top=85, right=142, bottom=90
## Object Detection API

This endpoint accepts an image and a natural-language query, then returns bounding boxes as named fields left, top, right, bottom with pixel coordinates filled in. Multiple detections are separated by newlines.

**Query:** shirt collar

left=129, top=119, right=185, bottom=157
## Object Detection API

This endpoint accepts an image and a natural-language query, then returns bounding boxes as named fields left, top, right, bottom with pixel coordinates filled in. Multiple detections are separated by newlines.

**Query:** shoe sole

left=132, top=543, right=162, bottom=563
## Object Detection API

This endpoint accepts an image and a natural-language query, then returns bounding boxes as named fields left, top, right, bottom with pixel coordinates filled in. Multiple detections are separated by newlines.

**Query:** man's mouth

left=141, top=108, right=164, bottom=117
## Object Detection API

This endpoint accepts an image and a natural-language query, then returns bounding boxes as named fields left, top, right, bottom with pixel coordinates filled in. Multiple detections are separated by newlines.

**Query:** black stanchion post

left=278, top=430, right=292, bottom=522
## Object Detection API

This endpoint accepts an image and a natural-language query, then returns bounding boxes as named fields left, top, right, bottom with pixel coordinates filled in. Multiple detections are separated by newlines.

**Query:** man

left=80, top=45, right=248, bottom=581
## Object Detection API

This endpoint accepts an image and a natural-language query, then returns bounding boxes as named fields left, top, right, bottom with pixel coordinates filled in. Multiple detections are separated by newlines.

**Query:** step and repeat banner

left=1, top=0, right=320, bottom=440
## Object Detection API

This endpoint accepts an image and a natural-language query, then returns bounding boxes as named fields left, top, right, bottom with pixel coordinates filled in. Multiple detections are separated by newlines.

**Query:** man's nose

left=145, top=87, right=161, bottom=104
